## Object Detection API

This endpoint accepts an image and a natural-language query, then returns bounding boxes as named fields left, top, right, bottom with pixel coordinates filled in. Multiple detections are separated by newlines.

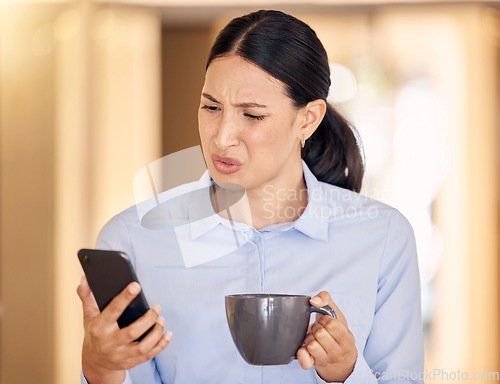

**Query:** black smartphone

left=77, top=248, right=153, bottom=341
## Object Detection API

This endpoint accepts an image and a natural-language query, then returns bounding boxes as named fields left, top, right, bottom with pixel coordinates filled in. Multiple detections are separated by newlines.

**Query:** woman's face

left=198, top=55, right=305, bottom=194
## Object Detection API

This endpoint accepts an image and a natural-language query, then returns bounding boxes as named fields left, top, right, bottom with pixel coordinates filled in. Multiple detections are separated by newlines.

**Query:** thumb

left=310, top=291, right=348, bottom=326
left=309, top=295, right=328, bottom=308
left=76, top=276, right=100, bottom=321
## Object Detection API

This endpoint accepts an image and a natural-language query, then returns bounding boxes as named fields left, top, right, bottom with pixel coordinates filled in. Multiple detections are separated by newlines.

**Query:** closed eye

left=244, top=113, right=265, bottom=121
left=201, top=105, right=220, bottom=111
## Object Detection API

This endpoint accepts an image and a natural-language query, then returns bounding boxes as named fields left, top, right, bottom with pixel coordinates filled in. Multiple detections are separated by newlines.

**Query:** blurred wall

left=162, top=27, right=210, bottom=155
left=0, top=5, right=58, bottom=383
left=0, top=2, right=162, bottom=383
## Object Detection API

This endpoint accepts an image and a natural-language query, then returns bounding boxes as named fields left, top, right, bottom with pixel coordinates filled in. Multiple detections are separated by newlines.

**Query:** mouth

left=211, top=154, right=242, bottom=175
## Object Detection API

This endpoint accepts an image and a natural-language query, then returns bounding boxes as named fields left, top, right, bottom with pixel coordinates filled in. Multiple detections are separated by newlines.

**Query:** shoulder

left=316, top=182, right=417, bottom=250
left=96, top=180, right=200, bottom=248
left=97, top=205, right=137, bottom=242
left=316, top=181, right=398, bottom=223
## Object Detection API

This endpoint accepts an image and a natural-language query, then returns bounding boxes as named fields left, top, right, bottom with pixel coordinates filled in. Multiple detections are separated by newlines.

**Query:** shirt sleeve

left=364, top=209, right=424, bottom=383
left=95, top=213, right=135, bottom=260
left=317, top=209, right=424, bottom=384
left=314, top=349, right=379, bottom=383
left=81, top=370, right=133, bottom=384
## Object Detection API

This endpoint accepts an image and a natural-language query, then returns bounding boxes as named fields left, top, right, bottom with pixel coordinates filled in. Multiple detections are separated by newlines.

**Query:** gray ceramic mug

left=225, top=294, right=337, bottom=365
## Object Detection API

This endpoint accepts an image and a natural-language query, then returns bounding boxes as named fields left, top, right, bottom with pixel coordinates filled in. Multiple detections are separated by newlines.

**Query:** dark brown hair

left=207, top=10, right=364, bottom=192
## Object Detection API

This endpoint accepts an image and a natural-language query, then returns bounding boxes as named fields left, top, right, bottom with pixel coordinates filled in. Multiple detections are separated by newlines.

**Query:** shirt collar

left=188, top=161, right=330, bottom=241
left=290, top=160, right=329, bottom=242
left=188, top=171, right=222, bottom=240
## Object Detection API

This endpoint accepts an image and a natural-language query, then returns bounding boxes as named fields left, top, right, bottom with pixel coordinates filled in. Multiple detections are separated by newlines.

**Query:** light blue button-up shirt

left=81, top=161, right=424, bottom=384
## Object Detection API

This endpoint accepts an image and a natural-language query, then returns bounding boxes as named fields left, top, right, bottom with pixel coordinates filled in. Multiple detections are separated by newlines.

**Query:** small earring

left=344, top=167, right=349, bottom=177
left=301, top=136, right=306, bottom=148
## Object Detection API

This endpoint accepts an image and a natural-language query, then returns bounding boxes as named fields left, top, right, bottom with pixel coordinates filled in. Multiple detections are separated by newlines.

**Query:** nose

left=215, top=112, right=239, bottom=150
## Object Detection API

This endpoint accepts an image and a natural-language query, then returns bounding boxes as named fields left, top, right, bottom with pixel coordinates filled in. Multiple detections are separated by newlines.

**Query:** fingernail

left=164, top=331, right=173, bottom=342
left=152, top=304, right=161, bottom=315
left=310, top=297, right=321, bottom=305
left=157, top=317, right=165, bottom=327
left=129, top=282, right=140, bottom=294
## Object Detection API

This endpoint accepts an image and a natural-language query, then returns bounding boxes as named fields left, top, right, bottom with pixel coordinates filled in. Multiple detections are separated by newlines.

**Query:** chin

left=212, top=171, right=248, bottom=189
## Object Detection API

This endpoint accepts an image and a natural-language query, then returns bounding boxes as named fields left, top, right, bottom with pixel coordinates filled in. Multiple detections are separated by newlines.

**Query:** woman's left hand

left=297, top=291, right=357, bottom=383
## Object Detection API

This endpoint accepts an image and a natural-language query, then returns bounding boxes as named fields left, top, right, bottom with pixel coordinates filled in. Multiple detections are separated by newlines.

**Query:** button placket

left=255, top=233, right=265, bottom=292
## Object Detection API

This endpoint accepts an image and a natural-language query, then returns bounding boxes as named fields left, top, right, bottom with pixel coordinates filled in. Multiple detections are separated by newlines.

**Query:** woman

left=78, top=10, right=424, bottom=384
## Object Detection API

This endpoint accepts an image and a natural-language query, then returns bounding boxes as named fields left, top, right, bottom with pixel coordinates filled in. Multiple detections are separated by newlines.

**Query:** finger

left=317, top=315, right=354, bottom=348
left=100, top=282, right=142, bottom=323
left=309, top=321, right=341, bottom=357
left=97, top=327, right=172, bottom=373
left=142, top=315, right=166, bottom=344
left=310, top=291, right=348, bottom=326
left=312, top=316, right=340, bottom=340
left=77, top=276, right=101, bottom=320
left=303, top=332, right=317, bottom=346
left=296, top=346, right=314, bottom=370
left=120, top=327, right=173, bottom=368
left=309, top=292, right=329, bottom=308
left=309, top=291, right=332, bottom=323
left=130, top=316, right=164, bottom=351
left=117, top=305, right=161, bottom=344
left=303, top=330, right=329, bottom=360
left=142, top=330, right=172, bottom=361
left=131, top=318, right=171, bottom=359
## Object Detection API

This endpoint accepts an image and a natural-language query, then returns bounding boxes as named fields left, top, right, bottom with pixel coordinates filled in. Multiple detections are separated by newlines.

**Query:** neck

left=248, top=178, right=308, bottom=229
left=213, top=169, right=309, bottom=230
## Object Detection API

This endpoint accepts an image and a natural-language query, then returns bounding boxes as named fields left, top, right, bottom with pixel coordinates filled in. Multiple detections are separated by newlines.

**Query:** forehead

left=203, top=55, right=288, bottom=102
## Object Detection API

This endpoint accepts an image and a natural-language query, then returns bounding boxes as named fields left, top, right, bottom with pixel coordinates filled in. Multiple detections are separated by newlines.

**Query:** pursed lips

left=211, top=154, right=243, bottom=174
left=212, top=154, right=242, bottom=166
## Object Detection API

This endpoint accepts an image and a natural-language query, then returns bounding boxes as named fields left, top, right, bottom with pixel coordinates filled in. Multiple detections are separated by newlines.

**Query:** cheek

left=242, top=126, right=289, bottom=166
left=251, top=118, right=296, bottom=148
left=246, top=128, right=273, bottom=147
left=198, top=114, right=214, bottom=143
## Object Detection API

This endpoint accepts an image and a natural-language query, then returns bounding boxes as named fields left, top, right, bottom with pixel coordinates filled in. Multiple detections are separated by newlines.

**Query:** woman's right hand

left=77, top=276, right=172, bottom=384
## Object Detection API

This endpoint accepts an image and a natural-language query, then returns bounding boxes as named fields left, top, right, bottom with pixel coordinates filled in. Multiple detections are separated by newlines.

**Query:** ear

left=297, top=99, right=327, bottom=142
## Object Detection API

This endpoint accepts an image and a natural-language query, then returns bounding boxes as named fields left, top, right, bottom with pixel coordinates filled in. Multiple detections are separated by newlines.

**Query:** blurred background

left=0, top=0, right=499, bottom=383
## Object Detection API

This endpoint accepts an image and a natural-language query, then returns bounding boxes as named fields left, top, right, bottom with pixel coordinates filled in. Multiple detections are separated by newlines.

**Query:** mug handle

left=310, top=305, right=337, bottom=319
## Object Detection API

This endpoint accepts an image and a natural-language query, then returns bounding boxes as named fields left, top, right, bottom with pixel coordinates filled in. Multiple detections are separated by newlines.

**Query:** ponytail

left=302, top=104, right=364, bottom=192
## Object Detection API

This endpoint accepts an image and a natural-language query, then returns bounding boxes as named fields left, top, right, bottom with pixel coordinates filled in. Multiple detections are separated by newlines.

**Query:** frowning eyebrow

left=202, top=93, right=267, bottom=109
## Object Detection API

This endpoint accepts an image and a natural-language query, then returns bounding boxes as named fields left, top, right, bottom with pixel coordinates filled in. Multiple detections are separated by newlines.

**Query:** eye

left=201, top=105, right=220, bottom=112
left=244, top=113, right=265, bottom=121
